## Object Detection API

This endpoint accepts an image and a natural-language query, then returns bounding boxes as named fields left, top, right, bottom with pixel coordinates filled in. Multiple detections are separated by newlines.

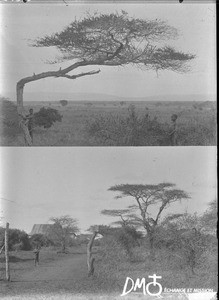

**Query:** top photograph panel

left=0, top=2, right=216, bottom=146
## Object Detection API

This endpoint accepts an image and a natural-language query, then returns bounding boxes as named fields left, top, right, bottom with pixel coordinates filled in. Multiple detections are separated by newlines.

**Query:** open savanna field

left=0, top=244, right=217, bottom=300
left=0, top=99, right=216, bottom=146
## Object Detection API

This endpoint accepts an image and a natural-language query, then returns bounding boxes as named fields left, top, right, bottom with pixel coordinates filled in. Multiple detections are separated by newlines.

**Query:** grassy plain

left=0, top=100, right=216, bottom=146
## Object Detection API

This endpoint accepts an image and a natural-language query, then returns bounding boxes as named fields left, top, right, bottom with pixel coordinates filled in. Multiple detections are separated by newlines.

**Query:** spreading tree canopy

left=107, top=183, right=190, bottom=257
left=17, top=11, right=195, bottom=145
left=32, top=11, right=194, bottom=71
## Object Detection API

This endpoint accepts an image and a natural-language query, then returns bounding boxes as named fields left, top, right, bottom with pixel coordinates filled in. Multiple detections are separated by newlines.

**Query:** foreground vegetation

left=0, top=233, right=217, bottom=298
left=0, top=201, right=217, bottom=298
left=0, top=98, right=216, bottom=146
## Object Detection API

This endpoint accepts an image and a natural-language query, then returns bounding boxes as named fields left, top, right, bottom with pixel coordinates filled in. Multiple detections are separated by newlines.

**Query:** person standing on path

left=169, top=114, right=178, bottom=146
left=19, top=108, right=34, bottom=144
left=25, top=108, right=34, bottom=143
left=33, top=246, right=40, bottom=266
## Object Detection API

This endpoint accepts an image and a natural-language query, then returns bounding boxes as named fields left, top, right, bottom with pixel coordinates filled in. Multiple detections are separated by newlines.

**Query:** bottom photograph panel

left=0, top=147, right=217, bottom=300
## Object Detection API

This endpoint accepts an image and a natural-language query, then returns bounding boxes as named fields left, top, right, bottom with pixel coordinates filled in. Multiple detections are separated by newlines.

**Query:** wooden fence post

left=5, top=222, right=10, bottom=281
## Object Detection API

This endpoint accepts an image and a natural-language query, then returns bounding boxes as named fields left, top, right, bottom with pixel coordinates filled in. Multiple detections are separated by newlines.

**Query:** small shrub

left=34, top=107, right=63, bottom=129
left=60, top=100, right=68, bottom=106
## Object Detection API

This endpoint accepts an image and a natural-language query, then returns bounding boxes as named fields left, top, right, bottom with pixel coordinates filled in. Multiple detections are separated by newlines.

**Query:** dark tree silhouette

left=16, top=11, right=195, bottom=145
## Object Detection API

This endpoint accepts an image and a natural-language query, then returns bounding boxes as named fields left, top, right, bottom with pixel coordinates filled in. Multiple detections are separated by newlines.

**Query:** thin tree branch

left=56, top=69, right=100, bottom=79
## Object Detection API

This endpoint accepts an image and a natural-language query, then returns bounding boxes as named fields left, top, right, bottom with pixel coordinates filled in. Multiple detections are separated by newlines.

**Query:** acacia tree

left=108, top=183, right=190, bottom=258
left=49, top=215, right=79, bottom=253
left=16, top=11, right=195, bottom=145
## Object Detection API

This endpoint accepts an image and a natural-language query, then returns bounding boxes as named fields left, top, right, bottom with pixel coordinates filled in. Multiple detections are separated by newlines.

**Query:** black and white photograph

left=0, top=147, right=217, bottom=299
left=0, top=1, right=216, bottom=146
left=0, top=1, right=217, bottom=300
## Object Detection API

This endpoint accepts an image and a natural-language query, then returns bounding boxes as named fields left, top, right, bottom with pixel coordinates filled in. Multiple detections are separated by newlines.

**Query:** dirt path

left=1, top=251, right=215, bottom=300
left=17, top=252, right=87, bottom=283
left=0, top=252, right=90, bottom=298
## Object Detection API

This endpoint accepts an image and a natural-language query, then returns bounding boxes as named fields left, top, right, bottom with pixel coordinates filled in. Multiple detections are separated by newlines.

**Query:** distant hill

left=2, top=92, right=216, bottom=103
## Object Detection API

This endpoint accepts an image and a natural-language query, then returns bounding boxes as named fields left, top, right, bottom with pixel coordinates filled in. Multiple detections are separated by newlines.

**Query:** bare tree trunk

left=61, top=240, right=66, bottom=253
left=16, top=83, right=32, bottom=146
left=143, top=223, right=156, bottom=260
left=87, top=231, right=97, bottom=277
left=149, top=235, right=155, bottom=261
left=5, top=223, right=10, bottom=281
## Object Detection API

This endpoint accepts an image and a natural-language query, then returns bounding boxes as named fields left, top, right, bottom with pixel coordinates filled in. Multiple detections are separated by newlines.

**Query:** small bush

left=34, top=107, right=63, bottom=129
left=60, top=100, right=68, bottom=106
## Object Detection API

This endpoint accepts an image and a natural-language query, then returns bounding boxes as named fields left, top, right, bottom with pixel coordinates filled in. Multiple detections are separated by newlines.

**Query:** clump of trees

left=30, top=234, right=54, bottom=249
left=0, top=227, right=31, bottom=251
left=107, top=182, right=190, bottom=259
left=97, top=197, right=217, bottom=279
left=49, top=215, right=79, bottom=253
left=154, top=214, right=206, bottom=274
left=0, top=216, right=80, bottom=254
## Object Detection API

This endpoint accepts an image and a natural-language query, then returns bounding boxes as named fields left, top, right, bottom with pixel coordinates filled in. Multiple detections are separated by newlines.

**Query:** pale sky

left=0, top=2, right=216, bottom=100
left=0, top=147, right=216, bottom=233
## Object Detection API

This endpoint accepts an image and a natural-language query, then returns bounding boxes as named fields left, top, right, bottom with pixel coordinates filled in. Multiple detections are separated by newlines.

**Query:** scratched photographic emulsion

left=0, top=1, right=217, bottom=300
